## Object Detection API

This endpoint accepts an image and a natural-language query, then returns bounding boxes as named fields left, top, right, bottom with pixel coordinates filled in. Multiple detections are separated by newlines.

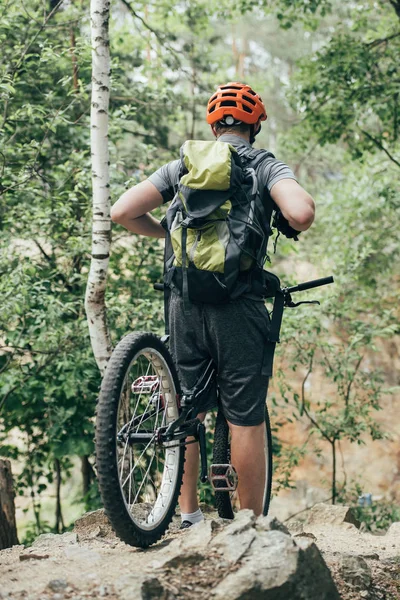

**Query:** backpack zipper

left=189, top=230, right=202, bottom=263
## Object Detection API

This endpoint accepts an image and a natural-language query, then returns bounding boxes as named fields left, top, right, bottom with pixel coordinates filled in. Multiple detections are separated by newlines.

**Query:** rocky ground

left=0, top=504, right=399, bottom=600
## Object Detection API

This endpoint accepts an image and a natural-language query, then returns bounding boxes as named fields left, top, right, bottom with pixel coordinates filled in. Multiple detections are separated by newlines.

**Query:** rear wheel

left=95, top=332, right=184, bottom=548
left=213, top=406, right=272, bottom=519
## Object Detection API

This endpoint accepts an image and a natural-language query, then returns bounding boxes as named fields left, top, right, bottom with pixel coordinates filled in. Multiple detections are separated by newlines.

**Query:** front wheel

left=95, top=332, right=185, bottom=548
left=213, top=406, right=273, bottom=519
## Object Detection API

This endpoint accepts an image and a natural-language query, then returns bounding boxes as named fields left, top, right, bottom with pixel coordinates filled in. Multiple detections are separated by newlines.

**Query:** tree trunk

left=81, top=455, right=95, bottom=497
left=70, top=26, right=79, bottom=92
left=85, top=0, right=113, bottom=375
left=0, top=459, right=19, bottom=549
left=54, top=458, right=65, bottom=533
left=331, top=440, right=337, bottom=505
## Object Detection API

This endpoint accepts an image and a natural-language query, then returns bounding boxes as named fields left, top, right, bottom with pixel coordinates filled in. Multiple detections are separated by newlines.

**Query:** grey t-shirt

left=148, top=134, right=296, bottom=203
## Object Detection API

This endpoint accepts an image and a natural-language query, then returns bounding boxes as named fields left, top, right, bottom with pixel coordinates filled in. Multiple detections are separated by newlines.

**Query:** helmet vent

left=243, top=95, right=256, bottom=106
left=220, top=100, right=237, bottom=107
left=221, top=85, right=241, bottom=91
left=222, top=92, right=237, bottom=97
left=242, top=105, right=252, bottom=113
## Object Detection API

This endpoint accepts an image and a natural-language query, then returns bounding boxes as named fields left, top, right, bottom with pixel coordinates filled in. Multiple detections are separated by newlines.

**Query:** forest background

left=1, top=0, right=399, bottom=543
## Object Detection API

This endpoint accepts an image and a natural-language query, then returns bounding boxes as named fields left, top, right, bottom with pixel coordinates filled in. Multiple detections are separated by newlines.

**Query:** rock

left=47, top=579, right=69, bottom=593
left=338, top=554, right=372, bottom=590
left=255, top=514, right=290, bottom=535
left=286, top=520, right=304, bottom=535
left=210, top=510, right=257, bottom=563
left=63, top=546, right=101, bottom=563
left=358, top=553, right=380, bottom=560
left=73, top=509, right=115, bottom=539
left=152, top=519, right=219, bottom=568
left=386, top=522, right=400, bottom=537
left=115, top=574, right=171, bottom=600
left=212, top=530, right=340, bottom=600
left=99, top=585, right=109, bottom=597
left=142, top=577, right=175, bottom=600
left=32, top=532, right=78, bottom=549
left=221, top=508, right=256, bottom=534
left=87, top=525, right=102, bottom=539
left=304, top=503, right=361, bottom=529
left=294, top=531, right=317, bottom=541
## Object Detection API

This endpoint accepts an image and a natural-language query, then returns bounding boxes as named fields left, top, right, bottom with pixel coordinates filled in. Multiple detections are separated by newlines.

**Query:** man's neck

left=217, top=133, right=253, bottom=148
left=217, top=131, right=250, bottom=142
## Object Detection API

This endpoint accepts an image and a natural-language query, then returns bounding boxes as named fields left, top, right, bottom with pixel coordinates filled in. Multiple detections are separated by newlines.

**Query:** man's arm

left=270, top=179, right=315, bottom=232
left=110, top=180, right=166, bottom=238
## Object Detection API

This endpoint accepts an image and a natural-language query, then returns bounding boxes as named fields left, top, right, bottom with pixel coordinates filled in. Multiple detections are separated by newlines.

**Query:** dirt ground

left=1, top=508, right=400, bottom=600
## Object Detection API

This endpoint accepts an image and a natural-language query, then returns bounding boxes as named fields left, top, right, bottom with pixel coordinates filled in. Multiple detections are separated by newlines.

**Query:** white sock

left=181, top=508, right=204, bottom=525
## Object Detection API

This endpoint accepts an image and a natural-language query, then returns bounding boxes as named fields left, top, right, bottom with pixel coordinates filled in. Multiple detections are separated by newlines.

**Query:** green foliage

left=337, top=483, right=400, bottom=532
left=355, top=502, right=400, bottom=533
left=288, top=0, right=400, bottom=164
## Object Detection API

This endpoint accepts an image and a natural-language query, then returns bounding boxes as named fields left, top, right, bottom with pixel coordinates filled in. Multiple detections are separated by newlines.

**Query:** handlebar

left=284, top=276, right=334, bottom=295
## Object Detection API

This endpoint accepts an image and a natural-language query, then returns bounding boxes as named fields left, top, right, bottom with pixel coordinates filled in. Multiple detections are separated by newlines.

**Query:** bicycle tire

left=213, top=405, right=273, bottom=519
left=95, top=332, right=185, bottom=548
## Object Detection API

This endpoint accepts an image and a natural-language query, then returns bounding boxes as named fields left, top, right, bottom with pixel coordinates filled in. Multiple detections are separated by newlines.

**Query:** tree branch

left=0, top=345, right=59, bottom=355
left=367, top=31, right=400, bottom=47
left=33, top=240, right=54, bottom=264
left=118, top=0, right=190, bottom=76
left=359, top=128, right=400, bottom=168
left=344, top=354, right=363, bottom=409
left=300, top=354, right=313, bottom=417
left=297, top=354, right=333, bottom=444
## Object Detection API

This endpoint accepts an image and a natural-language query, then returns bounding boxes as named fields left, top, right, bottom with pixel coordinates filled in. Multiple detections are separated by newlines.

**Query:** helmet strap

left=250, top=120, right=262, bottom=144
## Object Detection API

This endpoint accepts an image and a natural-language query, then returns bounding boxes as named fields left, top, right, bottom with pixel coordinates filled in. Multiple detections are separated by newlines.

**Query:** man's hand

left=272, top=210, right=300, bottom=240
left=270, top=178, right=315, bottom=232
left=111, top=180, right=166, bottom=238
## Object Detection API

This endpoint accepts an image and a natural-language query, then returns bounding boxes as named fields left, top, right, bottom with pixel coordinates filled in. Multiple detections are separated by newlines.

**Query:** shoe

left=180, top=520, right=193, bottom=529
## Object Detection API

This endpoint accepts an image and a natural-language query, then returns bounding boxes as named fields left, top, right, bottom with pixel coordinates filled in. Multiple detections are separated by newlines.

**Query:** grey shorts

left=168, top=293, right=274, bottom=426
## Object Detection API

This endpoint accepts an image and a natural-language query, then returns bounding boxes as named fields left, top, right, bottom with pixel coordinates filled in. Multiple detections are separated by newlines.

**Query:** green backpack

left=164, top=139, right=277, bottom=306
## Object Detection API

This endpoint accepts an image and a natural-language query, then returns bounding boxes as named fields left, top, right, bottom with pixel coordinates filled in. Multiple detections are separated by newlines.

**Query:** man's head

left=206, top=82, right=267, bottom=144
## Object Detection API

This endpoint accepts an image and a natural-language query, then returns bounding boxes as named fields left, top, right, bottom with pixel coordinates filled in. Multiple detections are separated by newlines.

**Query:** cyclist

left=111, top=82, right=315, bottom=528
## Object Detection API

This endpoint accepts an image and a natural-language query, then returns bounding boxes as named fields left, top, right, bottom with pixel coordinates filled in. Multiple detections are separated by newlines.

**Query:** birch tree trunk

left=0, top=459, right=19, bottom=549
left=85, top=0, right=113, bottom=374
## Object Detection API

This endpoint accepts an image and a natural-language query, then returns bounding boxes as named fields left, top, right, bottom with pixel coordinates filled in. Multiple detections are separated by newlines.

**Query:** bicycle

left=95, top=275, right=334, bottom=548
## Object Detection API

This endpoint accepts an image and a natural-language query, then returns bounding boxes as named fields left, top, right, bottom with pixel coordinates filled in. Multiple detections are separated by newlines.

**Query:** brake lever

left=286, top=300, right=320, bottom=308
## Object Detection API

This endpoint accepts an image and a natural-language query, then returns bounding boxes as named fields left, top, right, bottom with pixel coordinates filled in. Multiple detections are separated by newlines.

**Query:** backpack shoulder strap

left=237, top=148, right=275, bottom=171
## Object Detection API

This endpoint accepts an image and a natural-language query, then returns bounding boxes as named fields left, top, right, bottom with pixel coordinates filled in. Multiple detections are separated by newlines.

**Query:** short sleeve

left=258, top=157, right=297, bottom=192
left=147, top=159, right=181, bottom=204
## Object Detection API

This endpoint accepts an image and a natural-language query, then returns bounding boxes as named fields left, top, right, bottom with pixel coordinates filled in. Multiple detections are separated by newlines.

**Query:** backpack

left=163, top=139, right=278, bottom=306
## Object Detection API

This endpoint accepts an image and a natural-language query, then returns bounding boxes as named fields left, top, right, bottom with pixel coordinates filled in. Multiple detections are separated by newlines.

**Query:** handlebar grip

left=296, top=276, right=334, bottom=292
left=153, top=283, right=164, bottom=292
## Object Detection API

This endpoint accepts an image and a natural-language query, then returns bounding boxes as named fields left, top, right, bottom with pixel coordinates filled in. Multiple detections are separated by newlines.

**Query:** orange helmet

left=206, top=82, right=267, bottom=127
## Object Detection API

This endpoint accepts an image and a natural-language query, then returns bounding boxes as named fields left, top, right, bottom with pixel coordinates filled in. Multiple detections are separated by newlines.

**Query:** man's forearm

left=116, top=213, right=166, bottom=238
left=110, top=180, right=166, bottom=238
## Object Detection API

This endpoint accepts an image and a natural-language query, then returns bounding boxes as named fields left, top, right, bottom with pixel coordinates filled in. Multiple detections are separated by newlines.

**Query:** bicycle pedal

left=209, top=464, right=238, bottom=492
